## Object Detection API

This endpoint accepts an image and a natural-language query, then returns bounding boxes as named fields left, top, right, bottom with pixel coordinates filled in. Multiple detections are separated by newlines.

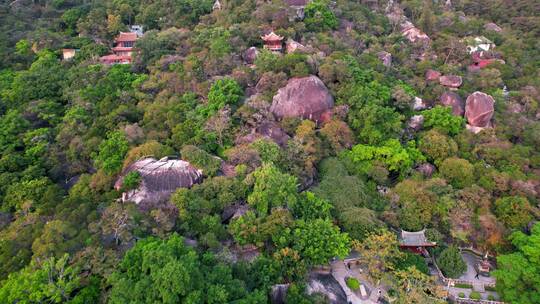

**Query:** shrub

left=121, top=171, right=141, bottom=191
left=494, top=196, right=533, bottom=229
left=422, top=105, right=465, bottom=136
left=437, top=246, right=467, bottom=278
left=458, top=292, right=465, bottom=298
left=487, top=294, right=496, bottom=301
left=454, top=283, right=472, bottom=289
left=346, top=277, right=360, bottom=291
left=180, top=145, right=221, bottom=177
left=419, top=130, right=458, bottom=165
left=439, top=157, right=474, bottom=189
left=469, top=291, right=481, bottom=300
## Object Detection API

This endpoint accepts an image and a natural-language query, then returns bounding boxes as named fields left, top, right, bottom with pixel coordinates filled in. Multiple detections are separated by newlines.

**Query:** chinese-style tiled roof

left=400, top=229, right=436, bottom=246
left=115, top=32, right=138, bottom=42
left=261, top=31, right=284, bottom=41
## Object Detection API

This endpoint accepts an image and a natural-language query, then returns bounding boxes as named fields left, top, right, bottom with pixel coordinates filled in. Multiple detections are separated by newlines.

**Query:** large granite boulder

left=425, top=69, right=441, bottom=82
left=270, top=75, right=334, bottom=121
left=401, top=21, right=430, bottom=45
left=484, top=22, right=502, bottom=32
left=440, top=92, right=464, bottom=116
left=115, top=157, right=203, bottom=209
left=408, top=115, right=424, bottom=131
left=243, top=47, right=258, bottom=64
left=377, top=51, right=392, bottom=67
left=413, top=96, right=427, bottom=111
left=465, top=92, right=495, bottom=127
left=439, top=75, right=462, bottom=88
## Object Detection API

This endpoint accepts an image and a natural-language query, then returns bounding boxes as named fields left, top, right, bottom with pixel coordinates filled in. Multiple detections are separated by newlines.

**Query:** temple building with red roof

left=100, top=32, right=138, bottom=65
left=261, top=31, right=284, bottom=52
left=399, top=229, right=436, bottom=255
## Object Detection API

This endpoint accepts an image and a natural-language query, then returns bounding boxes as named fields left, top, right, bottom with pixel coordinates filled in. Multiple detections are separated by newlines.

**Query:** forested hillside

left=0, top=0, right=539, bottom=303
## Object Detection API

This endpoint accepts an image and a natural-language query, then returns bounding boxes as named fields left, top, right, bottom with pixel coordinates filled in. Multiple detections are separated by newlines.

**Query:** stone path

left=459, top=252, right=496, bottom=285
left=330, top=260, right=379, bottom=304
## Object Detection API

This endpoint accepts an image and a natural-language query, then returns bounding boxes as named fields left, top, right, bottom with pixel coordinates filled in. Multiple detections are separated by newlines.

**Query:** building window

left=123, top=41, right=134, bottom=47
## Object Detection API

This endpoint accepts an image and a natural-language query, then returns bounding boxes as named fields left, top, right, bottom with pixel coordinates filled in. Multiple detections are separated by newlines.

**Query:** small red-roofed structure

left=100, top=32, right=138, bottom=65
left=399, top=229, right=436, bottom=255
left=261, top=31, right=284, bottom=52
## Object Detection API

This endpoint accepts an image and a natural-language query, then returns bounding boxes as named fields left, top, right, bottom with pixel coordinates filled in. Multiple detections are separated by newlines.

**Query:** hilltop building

left=399, top=229, right=436, bottom=255
left=261, top=31, right=284, bottom=52
left=99, top=32, right=138, bottom=65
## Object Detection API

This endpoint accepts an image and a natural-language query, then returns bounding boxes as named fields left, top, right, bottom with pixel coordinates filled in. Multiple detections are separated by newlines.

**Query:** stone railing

left=430, top=253, right=496, bottom=289
left=453, top=296, right=505, bottom=304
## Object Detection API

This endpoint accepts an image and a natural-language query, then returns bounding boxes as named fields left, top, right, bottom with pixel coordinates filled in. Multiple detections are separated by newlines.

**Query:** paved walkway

left=330, top=260, right=379, bottom=304
left=459, top=252, right=496, bottom=285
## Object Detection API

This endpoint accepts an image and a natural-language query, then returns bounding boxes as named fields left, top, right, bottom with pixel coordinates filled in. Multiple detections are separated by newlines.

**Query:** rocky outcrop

left=270, top=75, right=334, bottom=121
left=377, top=51, right=392, bottom=67
left=413, top=97, right=427, bottom=111
left=236, top=121, right=290, bottom=147
left=401, top=21, right=430, bottom=45
left=408, top=115, right=424, bottom=131
left=286, top=39, right=307, bottom=54
left=484, top=22, right=502, bottom=32
left=426, top=69, right=441, bottom=82
left=115, top=157, right=203, bottom=208
left=465, top=92, right=495, bottom=128
left=416, top=163, right=436, bottom=178
left=243, top=47, right=258, bottom=64
left=439, top=75, right=462, bottom=88
left=440, top=92, right=464, bottom=116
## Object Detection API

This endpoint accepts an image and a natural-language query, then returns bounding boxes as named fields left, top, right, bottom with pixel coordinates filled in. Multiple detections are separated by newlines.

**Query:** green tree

left=108, top=234, right=252, bottom=303
left=493, top=223, right=540, bottom=304
left=437, top=246, right=467, bottom=279
left=247, top=163, right=298, bottom=215
left=201, top=77, right=243, bottom=118
left=418, top=129, right=458, bottom=165
left=291, top=219, right=350, bottom=266
left=0, top=254, right=85, bottom=303
left=352, top=230, right=404, bottom=282
left=93, top=131, right=129, bottom=175
left=345, top=139, right=425, bottom=178
left=291, top=191, right=332, bottom=220
left=304, top=0, right=339, bottom=31
left=439, top=157, right=474, bottom=189
left=494, top=196, right=534, bottom=229
left=422, top=106, right=465, bottom=136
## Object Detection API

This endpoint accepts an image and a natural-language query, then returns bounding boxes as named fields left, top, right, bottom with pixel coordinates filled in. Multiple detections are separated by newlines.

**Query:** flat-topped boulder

left=115, top=157, right=203, bottom=208
left=465, top=91, right=495, bottom=128
left=484, top=22, right=502, bottom=32
left=270, top=75, right=334, bottom=121
left=426, top=69, right=441, bottom=82
left=440, top=92, right=464, bottom=116
left=439, top=75, right=462, bottom=88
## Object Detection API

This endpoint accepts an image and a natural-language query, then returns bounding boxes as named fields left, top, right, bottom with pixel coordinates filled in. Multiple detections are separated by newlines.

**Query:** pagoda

left=399, top=229, right=436, bottom=255
left=261, top=31, right=284, bottom=52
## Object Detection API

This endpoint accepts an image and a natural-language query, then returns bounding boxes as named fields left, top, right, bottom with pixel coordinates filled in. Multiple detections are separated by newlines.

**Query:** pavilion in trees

left=261, top=31, right=284, bottom=52
left=399, top=229, right=436, bottom=255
